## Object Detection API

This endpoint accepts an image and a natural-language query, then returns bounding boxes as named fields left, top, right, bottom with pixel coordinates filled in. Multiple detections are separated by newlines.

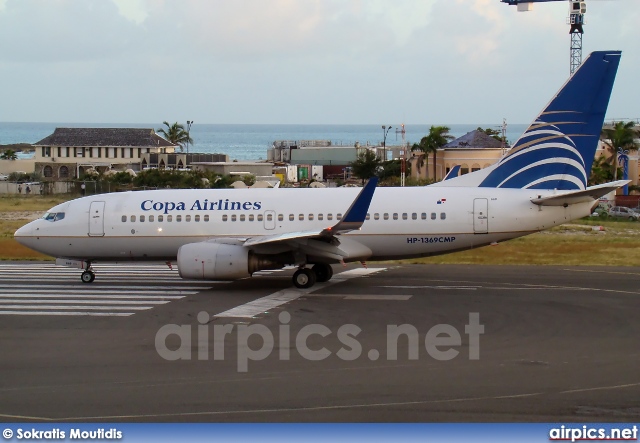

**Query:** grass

left=0, top=194, right=75, bottom=212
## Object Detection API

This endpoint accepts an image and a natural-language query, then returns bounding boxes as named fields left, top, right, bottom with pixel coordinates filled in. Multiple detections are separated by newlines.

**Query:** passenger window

left=185, top=215, right=191, bottom=222
left=337, top=213, right=342, bottom=220
left=402, top=213, right=408, bottom=220
left=121, top=215, right=127, bottom=223
left=131, top=215, right=136, bottom=222
left=149, top=215, right=154, bottom=222
left=366, top=213, right=370, bottom=220
left=289, top=214, right=294, bottom=221
left=278, top=214, right=283, bottom=221
left=440, top=213, right=446, bottom=220
left=309, top=214, right=314, bottom=221
left=249, top=214, right=254, bottom=222
left=222, top=215, right=228, bottom=222
left=140, top=215, right=145, bottom=222
left=412, top=213, right=417, bottom=220
left=167, top=215, right=172, bottom=222
left=383, top=213, right=389, bottom=220
left=158, top=215, right=164, bottom=222
left=318, top=214, right=323, bottom=221
left=431, top=213, right=436, bottom=220
left=231, top=214, right=237, bottom=222
left=421, top=213, right=427, bottom=220
left=328, top=214, right=333, bottom=221
left=393, top=213, right=398, bottom=220
left=374, top=213, right=379, bottom=220
left=195, top=215, right=200, bottom=222
left=176, top=215, right=182, bottom=222
left=267, top=214, right=273, bottom=221
left=257, top=214, right=263, bottom=222
left=204, top=215, right=209, bottom=222
left=299, top=214, right=304, bottom=221
left=240, top=214, right=246, bottom=222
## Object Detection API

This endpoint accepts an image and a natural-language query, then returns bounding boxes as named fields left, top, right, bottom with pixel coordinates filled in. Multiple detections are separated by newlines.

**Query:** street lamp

left=186, top=120, right=193, bottom=155
left=382, top=125, right=392, bottom=162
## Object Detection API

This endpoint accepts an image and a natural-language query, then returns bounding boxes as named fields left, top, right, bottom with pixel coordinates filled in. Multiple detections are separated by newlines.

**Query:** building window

left=43, top=165, right=53, bottom=177
left=42, top=147, right=51, bottom=157
left=59, top=166, right=69, bottom=178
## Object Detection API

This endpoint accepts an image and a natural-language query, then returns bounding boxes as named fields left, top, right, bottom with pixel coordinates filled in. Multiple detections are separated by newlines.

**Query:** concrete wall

left=0, top=159, right=36, bottom=174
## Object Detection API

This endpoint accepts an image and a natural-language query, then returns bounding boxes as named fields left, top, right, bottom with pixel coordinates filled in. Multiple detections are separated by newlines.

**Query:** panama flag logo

left=437, top=198, right=447, bottom=205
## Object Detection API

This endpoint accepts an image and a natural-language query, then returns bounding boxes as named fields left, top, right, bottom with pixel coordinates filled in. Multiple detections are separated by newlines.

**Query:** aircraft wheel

left=81, top=270, right=95, bottom=283
left=293, top=268, right=316, bottom=289
left=312, top=264, right=333, bottom=283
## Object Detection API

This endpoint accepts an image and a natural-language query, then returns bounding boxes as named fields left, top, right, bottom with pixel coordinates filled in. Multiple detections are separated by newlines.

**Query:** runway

left=0, top=263, right=639, bottom=422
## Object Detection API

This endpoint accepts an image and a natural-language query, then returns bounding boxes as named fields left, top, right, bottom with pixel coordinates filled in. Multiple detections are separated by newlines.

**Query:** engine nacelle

left=177, top=242, right=281, bottom=280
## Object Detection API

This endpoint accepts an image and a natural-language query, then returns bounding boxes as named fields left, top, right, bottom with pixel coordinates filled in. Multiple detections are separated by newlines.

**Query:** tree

left=411, top=137, right=430, bottom=177
left=157, top=121, right=193, bottom=152
left=350, top=149, right=381, bottom=185
left=0, top=149, right=18, bottom=160
left=601, top=121, right=639, bottom=180
left=414, top=126, right=454, bottom=181
left=477, top=127, right=502, bottom=142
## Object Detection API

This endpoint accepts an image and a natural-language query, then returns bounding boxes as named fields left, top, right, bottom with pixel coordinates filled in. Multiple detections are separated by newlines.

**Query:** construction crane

left=501, top=0, right=587, bottom=75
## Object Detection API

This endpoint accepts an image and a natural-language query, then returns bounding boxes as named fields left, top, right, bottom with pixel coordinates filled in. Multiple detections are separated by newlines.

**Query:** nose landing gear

left=80, top=262, right=95, bottom=283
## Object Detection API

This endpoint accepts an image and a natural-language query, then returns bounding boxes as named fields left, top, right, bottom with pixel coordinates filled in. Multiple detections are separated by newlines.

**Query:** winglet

left=326, top=177, right=378, bottom=233
left=443, top=165, right=460, bottom=181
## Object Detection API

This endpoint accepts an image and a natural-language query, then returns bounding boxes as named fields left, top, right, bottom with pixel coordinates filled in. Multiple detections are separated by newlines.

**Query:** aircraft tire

left=293, top=268, right=316, bottom=289
left=81, top=270, right=95, bottom=283
left=312, top=264, right=333, bottom=282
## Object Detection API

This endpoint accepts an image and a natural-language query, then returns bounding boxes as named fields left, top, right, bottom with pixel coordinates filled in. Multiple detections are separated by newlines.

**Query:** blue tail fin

left=477, top=51, right=621, bottom=190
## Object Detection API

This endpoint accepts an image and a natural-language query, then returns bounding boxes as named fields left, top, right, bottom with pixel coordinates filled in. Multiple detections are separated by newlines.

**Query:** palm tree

left=422, top=126, right=454, bottom=181
left=157, top=121, right=193, bottom=152
left=411, top=137, right=430, bottom=177
left=0, top=149, right=18, bottom=160
left=601, top=121, right=638, bottom=180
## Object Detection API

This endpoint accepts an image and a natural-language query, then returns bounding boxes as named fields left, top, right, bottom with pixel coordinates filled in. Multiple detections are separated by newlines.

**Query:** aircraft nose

left=14, top=222, right=36, bottom=244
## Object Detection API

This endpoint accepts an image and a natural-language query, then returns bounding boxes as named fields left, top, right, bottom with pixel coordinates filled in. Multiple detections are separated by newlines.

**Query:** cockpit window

left=43, top=212, right=65, bottom=222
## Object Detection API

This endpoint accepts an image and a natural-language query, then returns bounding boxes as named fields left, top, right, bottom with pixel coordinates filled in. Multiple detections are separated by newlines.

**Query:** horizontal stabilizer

left=531, top=180, right=628, bottom=206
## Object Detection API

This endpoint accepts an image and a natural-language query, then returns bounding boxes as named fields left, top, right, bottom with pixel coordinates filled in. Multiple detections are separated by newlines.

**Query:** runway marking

left=563, top=268, right=640, bottom=276
left=306, top=294, right=412, bottom=301
left=52, top=392, right=545, bottom=420
left=560, top=382, right=640, bottom=394
left=214, top=268, right=386, bottom=318
left=379, top=285, right=479, bottom=290
left=0, top=264, right=209, bottom=317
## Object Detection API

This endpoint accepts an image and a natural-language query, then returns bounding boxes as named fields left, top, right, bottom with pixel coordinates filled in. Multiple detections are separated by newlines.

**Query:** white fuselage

left=15, top=186, right=593, bottom=263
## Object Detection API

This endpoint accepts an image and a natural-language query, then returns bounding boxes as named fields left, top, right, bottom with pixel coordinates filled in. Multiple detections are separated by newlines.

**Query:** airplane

left=15, top=50, right=626, bottom=289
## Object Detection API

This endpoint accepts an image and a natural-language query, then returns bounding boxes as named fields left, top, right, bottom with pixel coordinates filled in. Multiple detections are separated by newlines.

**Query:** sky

left=0, top=0, right=638, bottom=125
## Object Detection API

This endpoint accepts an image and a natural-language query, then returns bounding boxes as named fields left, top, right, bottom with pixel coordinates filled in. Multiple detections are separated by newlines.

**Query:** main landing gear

left=292, top=264, right=333, bottom=289
left=80, top=262, right=95, bottom=283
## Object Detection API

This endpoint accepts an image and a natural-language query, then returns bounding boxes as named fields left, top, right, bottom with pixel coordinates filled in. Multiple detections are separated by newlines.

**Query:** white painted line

left=0, top=286, right=209, bottom=290
left=0, top=305, right=152, bottom=310
left=215, top=268, right=386, bottom=318
left=379, top=285, right=479, bottom=290
left=0, top=290, right=199, bottom=296
left=0, top=299, right=170, bottom=305
left=0, top=311, right=133, bottom=316
left=306, top=294, right=412, bottom=301
left=0, top=294, right=185, bottom=300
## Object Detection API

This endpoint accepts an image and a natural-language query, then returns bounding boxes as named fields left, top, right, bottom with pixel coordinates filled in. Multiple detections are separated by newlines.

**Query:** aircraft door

left=473, top=198, right=488, bottom=234
left=264, top=210, right=276, bottom=230
left=88, top=201, right=106, bottom=237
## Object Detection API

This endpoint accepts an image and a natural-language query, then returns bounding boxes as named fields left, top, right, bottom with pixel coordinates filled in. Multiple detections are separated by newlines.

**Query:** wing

left=243, top=177, right=378, bottom=248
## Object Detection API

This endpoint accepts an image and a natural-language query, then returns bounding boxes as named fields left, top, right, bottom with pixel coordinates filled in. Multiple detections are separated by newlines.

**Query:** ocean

left=0, top=122, right=529, bottom=161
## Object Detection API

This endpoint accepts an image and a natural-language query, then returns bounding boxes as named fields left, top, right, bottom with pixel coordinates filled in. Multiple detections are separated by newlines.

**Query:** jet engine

left=177, top=242, right=281, bottom=280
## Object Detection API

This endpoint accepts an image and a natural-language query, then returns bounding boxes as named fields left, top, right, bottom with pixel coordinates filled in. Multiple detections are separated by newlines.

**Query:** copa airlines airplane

left=15, top=51, right=626, bottom=288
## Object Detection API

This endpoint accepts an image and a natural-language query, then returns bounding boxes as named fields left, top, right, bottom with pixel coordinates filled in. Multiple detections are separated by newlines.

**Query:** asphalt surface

left=0, top=262, right=639, bottom=422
